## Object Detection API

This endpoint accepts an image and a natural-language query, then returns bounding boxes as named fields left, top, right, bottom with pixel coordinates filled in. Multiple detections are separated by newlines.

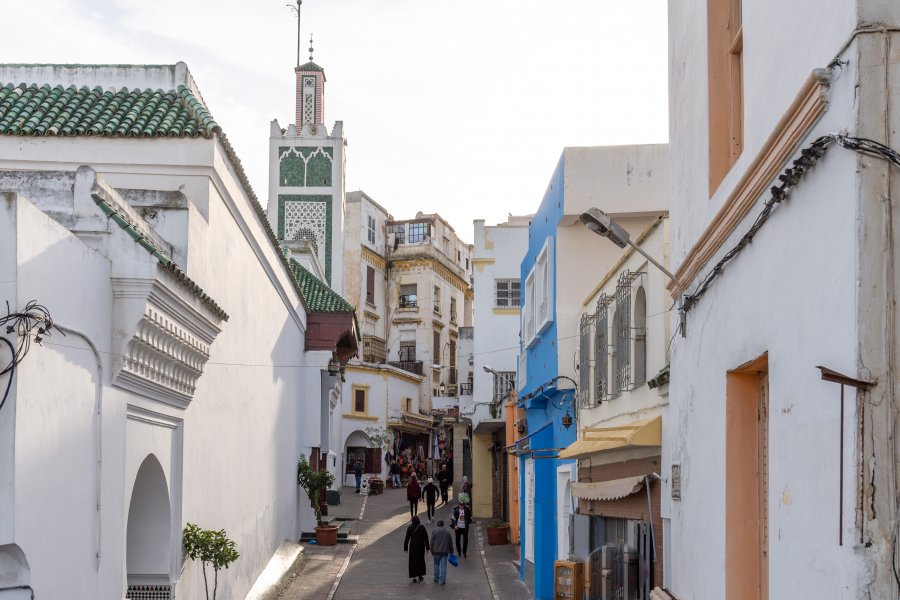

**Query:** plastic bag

left=448, top=554, right=459, bottom=567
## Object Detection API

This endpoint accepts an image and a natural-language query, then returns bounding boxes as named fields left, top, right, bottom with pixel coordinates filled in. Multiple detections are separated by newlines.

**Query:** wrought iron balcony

left=458, top=382, right=473, bottom=396
left=387, top=360, right=424, bottom=376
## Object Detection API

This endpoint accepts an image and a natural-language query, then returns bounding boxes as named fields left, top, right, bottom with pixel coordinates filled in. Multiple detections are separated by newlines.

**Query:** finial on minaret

left=309, top=34, right=315, bottom=62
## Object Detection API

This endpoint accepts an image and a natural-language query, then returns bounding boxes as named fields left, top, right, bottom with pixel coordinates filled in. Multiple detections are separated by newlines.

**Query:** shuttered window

left=366, top=266, right=375, bottom=304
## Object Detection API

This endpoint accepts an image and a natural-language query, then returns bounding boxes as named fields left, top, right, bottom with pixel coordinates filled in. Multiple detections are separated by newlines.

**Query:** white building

left=665, top=1, right=900, bottom=597
left=0, top=63, right=356, bottom=600
left=469, top=214, right=531, bottom=521
left=559, top=216, right=671, bottom=594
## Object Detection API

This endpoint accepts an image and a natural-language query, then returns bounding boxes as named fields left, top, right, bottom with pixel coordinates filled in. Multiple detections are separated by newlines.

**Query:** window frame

left=408, top=221, right=430, bottom=244
left=398, top=341, right=416, bottom=362
left=495, top=278, right=521, bottom=308
left=351, top=384, right=369, bottom=415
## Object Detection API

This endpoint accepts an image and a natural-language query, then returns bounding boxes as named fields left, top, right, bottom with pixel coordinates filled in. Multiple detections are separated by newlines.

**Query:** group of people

left=402, top=467, right=474, bottom=585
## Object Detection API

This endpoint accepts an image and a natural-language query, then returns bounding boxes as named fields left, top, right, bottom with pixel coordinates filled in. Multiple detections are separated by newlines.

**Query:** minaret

left=296, top=35, right=326, bottom=131
left=267, top=21, right=346, bottom=293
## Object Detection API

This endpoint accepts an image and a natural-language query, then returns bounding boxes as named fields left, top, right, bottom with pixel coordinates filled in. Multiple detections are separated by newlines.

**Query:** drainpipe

left=56, top=325, right=103, bottom=567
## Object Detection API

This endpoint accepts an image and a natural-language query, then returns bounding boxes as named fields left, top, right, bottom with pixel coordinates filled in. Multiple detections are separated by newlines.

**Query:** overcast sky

left=4, top=0, right=668, bottom=242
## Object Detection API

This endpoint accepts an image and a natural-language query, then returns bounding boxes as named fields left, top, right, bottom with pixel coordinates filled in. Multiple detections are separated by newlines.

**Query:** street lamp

left=579, top=207, right=686, bottom=334
left=439, top=381, right=446, bottom=396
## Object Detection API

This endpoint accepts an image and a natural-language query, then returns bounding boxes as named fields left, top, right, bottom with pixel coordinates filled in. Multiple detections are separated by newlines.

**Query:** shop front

left=559, top=416, right=663, bottom=600
left=387, top=412, right=438, bottom=483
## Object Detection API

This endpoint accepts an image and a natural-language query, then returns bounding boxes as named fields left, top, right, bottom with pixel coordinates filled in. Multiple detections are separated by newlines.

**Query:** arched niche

left=126, top=454, right=171, bottom=587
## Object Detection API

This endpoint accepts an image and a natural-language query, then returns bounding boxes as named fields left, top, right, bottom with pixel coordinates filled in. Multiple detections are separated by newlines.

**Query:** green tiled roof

left=92, top=191, right=229, bottom=322
left=296, top=61, right=324, bottom=72
left=288, top=259, right=354, bottom=314
left=0, top=83, right=218, bottom=138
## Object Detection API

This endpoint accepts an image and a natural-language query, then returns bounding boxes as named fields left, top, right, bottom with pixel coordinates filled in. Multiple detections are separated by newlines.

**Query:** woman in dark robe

left=403, top=515, right=430, bottom=582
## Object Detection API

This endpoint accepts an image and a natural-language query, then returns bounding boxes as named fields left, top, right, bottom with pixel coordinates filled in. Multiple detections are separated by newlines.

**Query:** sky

left=3, top=0, right=669, bottom=243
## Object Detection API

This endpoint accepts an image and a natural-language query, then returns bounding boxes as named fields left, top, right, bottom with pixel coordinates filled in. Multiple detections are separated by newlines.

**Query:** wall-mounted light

left=327, top=358, right=340, bottom=376
left=439, top=381, right=446, bottom=396
left=561, top=410, right=573, bottom=430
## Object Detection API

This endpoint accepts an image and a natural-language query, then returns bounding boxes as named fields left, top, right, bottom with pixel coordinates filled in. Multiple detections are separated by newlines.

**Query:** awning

left=559, top=416, right=661, bottom=459
left=473, top=419, right=505, bottom=434
left=387, top=412, right=434, bottom=435
left=571, top=475, right=646, bottom=501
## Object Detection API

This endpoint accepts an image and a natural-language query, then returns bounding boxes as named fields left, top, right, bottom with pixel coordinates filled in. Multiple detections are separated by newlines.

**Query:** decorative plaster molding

left=361, top=246, right=386, bottom=270
left=669, top=71, right=830, bottom=297
left=112, top=274, right=224, bottom=408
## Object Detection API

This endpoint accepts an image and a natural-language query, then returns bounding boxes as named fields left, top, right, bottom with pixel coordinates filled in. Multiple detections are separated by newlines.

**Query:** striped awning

left=571, top=475, right=646, bottom=501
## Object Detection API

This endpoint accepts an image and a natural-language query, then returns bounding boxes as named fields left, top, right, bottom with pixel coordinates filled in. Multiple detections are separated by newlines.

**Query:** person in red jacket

left=406, top=473, right=421, bottom=519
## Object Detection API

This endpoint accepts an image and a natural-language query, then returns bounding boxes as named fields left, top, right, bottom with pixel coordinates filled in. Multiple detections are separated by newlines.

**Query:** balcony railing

left=387, top=360, right=424, bottom=376
left=399, top=296, right=418, bottom=308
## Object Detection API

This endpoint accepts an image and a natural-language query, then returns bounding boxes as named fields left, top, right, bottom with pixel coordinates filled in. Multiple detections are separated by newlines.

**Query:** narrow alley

left=279, top=487, right=527, bottom=600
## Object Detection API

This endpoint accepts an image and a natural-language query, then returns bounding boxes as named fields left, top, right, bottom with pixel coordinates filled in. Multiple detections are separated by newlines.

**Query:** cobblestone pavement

left=279, top=485, right=529, bottom=600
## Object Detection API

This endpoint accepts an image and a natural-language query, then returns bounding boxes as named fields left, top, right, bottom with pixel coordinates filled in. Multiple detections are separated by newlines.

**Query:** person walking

left=354, top=459, right=364, bottom=493
left=437, top=463, right=451, bottom=505
left=403, top=515, right=430, bottom=583
left=430, top=520, right=454, bottom=585
left=422, top=477, right=440, bottom=523
left=451, top=502, right=472, bottom=558
left=389, top=460, right=401, bottom=489
left=406, top=473, right=421, bottom=518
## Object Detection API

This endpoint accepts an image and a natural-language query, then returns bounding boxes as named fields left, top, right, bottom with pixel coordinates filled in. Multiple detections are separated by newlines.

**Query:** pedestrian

left=403, top=515, right=430, bottom=583
left=437, top=463, right=451, bottom=504
left=462, top=475, right=472, bottom=499
left=407, top=473, right=421, bottom=518
left=389, top=460, right=401, bottom=489
left=430, top=519, right=454, bottom=585
left=451, top=502, right=472, bottom=558
left=422, top=477, right=439, bottom=522
left=354, top=459, right=363, bottom=493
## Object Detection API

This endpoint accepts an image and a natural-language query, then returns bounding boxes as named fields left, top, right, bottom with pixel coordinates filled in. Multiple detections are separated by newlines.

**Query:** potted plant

left=485, top=520, right=510, bottom=545
left=297, top=454, right=338, bottom=545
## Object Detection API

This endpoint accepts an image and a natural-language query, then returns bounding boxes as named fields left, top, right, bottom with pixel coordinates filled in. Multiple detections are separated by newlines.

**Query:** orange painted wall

left=506, top=399, right=521, bottom=545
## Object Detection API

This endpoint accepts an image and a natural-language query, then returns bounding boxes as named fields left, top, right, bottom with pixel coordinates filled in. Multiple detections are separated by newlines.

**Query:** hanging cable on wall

left=0, top=300, right=61, bottom=412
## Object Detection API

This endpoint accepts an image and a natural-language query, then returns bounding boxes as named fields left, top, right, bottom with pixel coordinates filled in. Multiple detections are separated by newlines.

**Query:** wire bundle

left=680, top=134, right=900, bottom=319
left=0, top=300, right=60, bottom=412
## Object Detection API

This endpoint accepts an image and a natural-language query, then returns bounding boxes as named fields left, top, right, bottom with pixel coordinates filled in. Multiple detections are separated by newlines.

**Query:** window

left=366, top=265, right=376, bottom=305
left=449, top=339, right=457, bottom=384
left=595, top=296, right=610, bottom=404
left=708, top=0, right=743, bottom=194
left=366, top=214, right=376, bottom=244
left=398, top=341, right=416, bottom=361
left=450, top=297, right=457, bottom=323
left=352, top=385, right=368, bottom=414
left=633, top=287, right=647, bottom=386
left=399, top=283, right=417, bottom=308
left=492, top=372, right=515, bottom=402
left=404, top=397, right=412, bottom=413
left=523, top=239, right=554, bottom=346
left=388, top=223, right=405, bottom=245
left=495, top=279, right=521, bottom=308
left=408, top=221, right=430, bottom=243
left=457, top=250, right=461, bottom=262
left=578, top=314, right=591, bottom=406
left=433, top=330, right=441, bottom=363
left=443, top=236, right=450, bottom=253
left=465, top=258, right=469, bottom=270
left=433, top=285, right=441, bottom=313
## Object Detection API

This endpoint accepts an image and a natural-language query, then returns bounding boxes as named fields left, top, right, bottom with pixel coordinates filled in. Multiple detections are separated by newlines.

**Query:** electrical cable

left=0, top=300, right=60, bottom=412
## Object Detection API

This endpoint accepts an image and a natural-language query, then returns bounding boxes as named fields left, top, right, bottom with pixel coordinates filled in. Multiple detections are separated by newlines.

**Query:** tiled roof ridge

left=287, top=258, right=355, bottom=314
left=89, top=183, right=229, bottom=322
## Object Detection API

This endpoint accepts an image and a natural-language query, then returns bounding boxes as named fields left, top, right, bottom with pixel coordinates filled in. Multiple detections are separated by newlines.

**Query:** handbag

left=448, top=554, right=459, bottom=567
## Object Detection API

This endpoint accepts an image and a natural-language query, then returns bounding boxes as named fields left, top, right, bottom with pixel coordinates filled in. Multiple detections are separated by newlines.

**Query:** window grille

left=594, top=294, right=611, bottom=405
left=495, top=279, right=520, bottom=308
left=613, top=270, right=641, bottom=396
left=493, top=372, right=516, bottom=402
left=126, top=585, right=170, bottom=600
left=633, top=286, right=647, bottom=386
left=362, top=336, right=386, bottom=363
left=578, top=313, right=591, bottom=407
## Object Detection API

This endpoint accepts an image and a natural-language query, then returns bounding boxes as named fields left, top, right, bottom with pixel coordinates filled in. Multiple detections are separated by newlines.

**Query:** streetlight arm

left=625, top=239, right=683, bottom=299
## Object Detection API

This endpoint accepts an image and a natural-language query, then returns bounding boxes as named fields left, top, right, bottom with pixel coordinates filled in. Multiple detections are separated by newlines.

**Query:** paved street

left=279, top=486, right=528, bottom=600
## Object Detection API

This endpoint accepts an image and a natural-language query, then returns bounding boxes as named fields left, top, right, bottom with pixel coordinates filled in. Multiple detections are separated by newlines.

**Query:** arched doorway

left=125, top=454, right=172, bottom=598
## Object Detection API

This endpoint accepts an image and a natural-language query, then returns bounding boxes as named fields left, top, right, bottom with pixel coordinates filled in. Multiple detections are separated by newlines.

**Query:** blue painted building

left=515, top=146, right=669, bottom=598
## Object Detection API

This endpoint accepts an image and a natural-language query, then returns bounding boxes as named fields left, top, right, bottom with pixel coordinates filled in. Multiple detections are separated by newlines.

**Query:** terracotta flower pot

left=315, top=524, right=339, bottom=546
left=486, top=524, right=509, bottom=545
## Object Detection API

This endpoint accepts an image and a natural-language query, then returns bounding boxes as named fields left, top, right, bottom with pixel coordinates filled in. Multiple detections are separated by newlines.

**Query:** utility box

left=554, top=560, right=583, bottom=600
left=326, top=489, right=342, bottom=505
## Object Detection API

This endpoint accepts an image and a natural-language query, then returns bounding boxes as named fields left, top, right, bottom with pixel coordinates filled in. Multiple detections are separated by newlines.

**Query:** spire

left=309, top=33, right=315, bottom=62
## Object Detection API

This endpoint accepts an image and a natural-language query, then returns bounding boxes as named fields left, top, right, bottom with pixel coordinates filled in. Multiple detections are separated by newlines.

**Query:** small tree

left=182, top=523, right=239, bottom=600
left=297, top=453, right=335, bottom=526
